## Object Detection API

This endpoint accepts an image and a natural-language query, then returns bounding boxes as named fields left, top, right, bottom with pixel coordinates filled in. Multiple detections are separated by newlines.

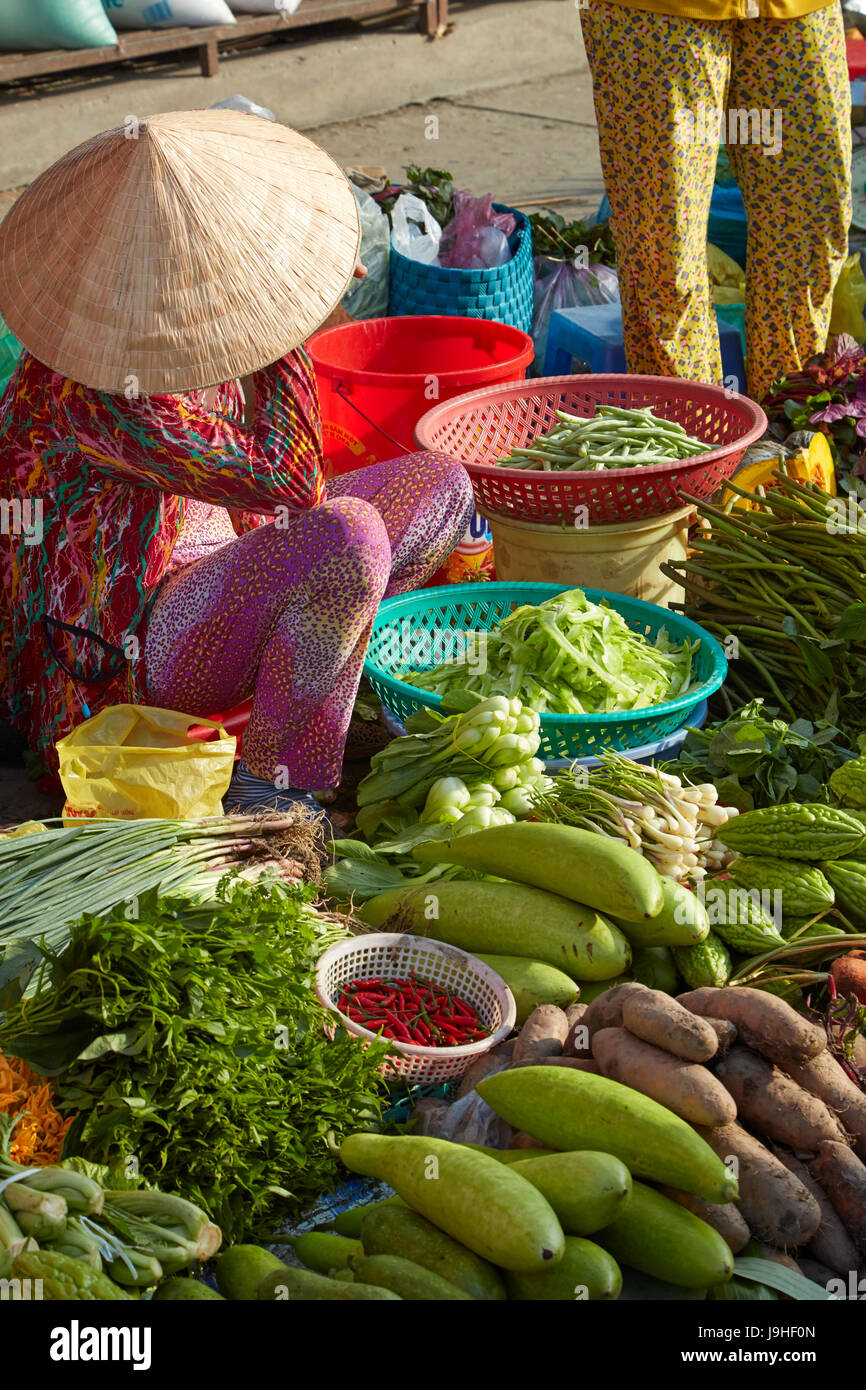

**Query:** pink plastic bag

left=531, top=253, right=620, bottom=372
left=438, top=192, right=517, bottom=270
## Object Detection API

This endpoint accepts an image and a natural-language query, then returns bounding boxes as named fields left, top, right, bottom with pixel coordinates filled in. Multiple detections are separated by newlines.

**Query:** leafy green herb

left=0, top=878, right=388, bottom=1243
left=528, top=210, right=616, bottom=266
left=673, top=699, right=853, bottom=812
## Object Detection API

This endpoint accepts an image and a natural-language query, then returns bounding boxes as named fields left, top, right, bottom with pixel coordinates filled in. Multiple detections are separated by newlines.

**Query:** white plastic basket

left=315, top=933, right=516, bottom=1083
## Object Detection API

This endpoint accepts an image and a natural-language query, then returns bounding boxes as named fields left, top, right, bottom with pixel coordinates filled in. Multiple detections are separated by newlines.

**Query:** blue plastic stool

left=543, top=302, right=746, bottom=393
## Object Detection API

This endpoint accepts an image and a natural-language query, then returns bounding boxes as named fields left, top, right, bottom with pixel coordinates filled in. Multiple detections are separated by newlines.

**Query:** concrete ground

left=0, top=0, right=601, bottom=824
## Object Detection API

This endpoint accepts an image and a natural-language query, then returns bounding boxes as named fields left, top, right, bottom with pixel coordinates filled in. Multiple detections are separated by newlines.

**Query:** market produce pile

left=495, top=404, right=712, bottom=473
left=0, top=878, right=389, bottom=1246
left=668, top=471, right=866, bottom=730
left=401, top=589, right=698, bottom=714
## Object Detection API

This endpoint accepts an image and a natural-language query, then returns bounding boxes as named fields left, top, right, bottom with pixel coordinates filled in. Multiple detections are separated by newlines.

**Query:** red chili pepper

left=383, top=1011, right=413, bottom=1043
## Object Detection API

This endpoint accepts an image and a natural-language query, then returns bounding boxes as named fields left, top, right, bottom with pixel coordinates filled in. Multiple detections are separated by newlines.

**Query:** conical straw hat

left=0, top=109, right=361, bottom=394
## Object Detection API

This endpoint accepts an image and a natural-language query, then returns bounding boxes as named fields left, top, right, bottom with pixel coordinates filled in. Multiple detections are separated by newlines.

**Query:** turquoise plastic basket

left=388, top=206, right=534, bottom=333
left=363, top=582, right=727, bottom=761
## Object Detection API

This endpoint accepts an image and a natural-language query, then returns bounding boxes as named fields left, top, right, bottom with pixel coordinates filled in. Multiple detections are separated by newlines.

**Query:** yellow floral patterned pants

left=580, top=1, right=852, bottom=400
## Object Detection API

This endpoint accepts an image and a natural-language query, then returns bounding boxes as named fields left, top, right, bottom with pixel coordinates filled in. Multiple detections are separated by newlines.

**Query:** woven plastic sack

left=56, top=704, right=236, bottom=822
left=228, top=0, right=301, bottom=11
left=0, top=0, right=117, bottom=48
left=531, top=253, right=619, bottom=372
left=342, top=187, right=389, bottom=319
left=105, top=0, right=235, bottom=28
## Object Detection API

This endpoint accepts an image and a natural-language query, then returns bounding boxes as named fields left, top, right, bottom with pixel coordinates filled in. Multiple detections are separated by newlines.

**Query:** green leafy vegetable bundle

left=0, top=880, right=387, bottom=1243
left=673, top=699, right=853, bottom=812
left=403, top=589, right=698, bottom=715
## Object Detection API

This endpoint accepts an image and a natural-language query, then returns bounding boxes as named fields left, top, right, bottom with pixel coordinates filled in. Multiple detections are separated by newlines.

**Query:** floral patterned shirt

left=0, top=348, right=324, bottom=766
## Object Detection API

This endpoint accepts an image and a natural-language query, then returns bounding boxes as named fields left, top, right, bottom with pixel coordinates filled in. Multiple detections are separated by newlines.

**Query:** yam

left=782, top=1051, right=866, bottom=1163
left=694, top=1122, right=821, bottom=1247
left=677, top=986, right=826, bottom=1068
left=512, top=1005, right=568, bottom=1065
left=659, top=1188, right=749, bottom=1253
left=740, top=1240, right=801, bottom=1274
left=592, top=1027, right=736, bottom=1127
left=715, top=1046, right=845, bottom=1152
left=810, top=1140, right=866, bottom=1255
left=564, top=1003, right=590, bottom=1057
left=773, top=1149, right=860, bottom=1277
left=582, top=981, right=648, bottom=1038
left=852, top=1034, right=866, bottom=1071
left=621, top=989, right=719, bottom=1062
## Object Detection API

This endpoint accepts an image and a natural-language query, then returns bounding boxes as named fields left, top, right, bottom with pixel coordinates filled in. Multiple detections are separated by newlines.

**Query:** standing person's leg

left=726, top=8, right=851, bottom=402
left=580, top=2, right=730, bottom=384
left=326, top=451, right=474, bottom=596
left=144, top=495, right=391, bottom=793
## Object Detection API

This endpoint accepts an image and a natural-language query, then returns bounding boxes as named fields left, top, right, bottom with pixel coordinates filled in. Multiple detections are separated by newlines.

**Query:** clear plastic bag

left=531, top=253, right=620, bottom=372
left=209, top=94, right=275, bottom=121
left=390, top=192, right=441, bottom=265
left=342, top=187, right=389, bottom=319
left=438, top=192, right=516, bottom=270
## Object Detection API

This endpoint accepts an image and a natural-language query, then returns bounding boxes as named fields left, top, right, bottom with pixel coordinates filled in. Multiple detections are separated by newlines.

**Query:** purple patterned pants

left=143, top=453, right=474, bottom=788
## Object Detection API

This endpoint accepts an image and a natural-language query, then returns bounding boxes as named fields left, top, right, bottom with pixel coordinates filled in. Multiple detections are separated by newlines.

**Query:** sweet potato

left=659, top=1187, right=749, bottom=1253
left=782, top=1051, right=866, bottom=1163
left=621, top=989, right=718, bottom=1062
left=740, top=1238, right=802, bottom=1274
left=564, top=1003, right=590, bottom=1057
left=774, top=1149, right=860, bottom=1276
left=810, top=1140, right=866, bottom=1255
left=677, top=986, right=826, bottom=1068
left=582, top=981, right=648, bottom=1038
left=511, top=1056, right=600, bottom=1072
left=508, top=1131, right=548, bottom=1151
left=853, top=1034, right=866, bottom=1071
left=592, top=1027, right=736, bottom=1126
left=694, top=1122, right=821, bottom=1247
left=797, top=1258, right=841, bottom=1292
left=512, top=1005, right=568, bottom=1065
left=706, top=1018, right=737, bottom=1055
left=715, top=1047, right=846, bottom=1151
left=456, top=1041, right=514, bottom=1098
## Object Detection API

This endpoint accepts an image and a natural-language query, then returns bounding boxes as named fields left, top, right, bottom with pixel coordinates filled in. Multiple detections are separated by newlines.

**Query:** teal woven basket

left=388, top=206, right=534, bottom=333
left=363, top=582, right=727, bottom=762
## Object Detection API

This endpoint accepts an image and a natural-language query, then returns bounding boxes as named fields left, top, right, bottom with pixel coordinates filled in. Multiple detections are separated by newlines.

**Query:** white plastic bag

left=342, top=187, right=389, bottom=319
left=210, top=93, right=275, bottom=121
left=390, top=192, right=441, bottom=265
left=0, top=0, right=117, bottom=48
left=106, top=0, right=235, bottom=29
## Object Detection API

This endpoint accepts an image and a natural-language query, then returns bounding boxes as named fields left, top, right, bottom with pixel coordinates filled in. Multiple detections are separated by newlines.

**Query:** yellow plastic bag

left=56, top=705, right=236, bottom=823
left=707, top=242, right=746, bottom=302
left=830, top=253, right=866, bottom=342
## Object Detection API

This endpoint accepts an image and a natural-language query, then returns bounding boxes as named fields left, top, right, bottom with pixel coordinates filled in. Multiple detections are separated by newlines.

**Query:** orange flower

left=0, top=1049, right=73, bottom=1166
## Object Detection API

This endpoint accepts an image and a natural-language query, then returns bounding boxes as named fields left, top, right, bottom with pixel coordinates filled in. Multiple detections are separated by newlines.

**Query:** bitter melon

left=719, top=804, right=866, bottom=862
left=822, top=860, right=866, bottom=924
left=830, top=757, right=866, bottom=809
left=701, top=881, right=785, bottom=954
left=672, top=932, right=732, bottom=989
left=11, top=1248, right=133, bottom=1300
left=727, top=856, right=835, bottom=918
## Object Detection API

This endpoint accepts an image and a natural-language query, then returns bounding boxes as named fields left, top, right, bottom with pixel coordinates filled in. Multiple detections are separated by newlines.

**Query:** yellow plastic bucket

left=487, top=505, right=694, bottom=609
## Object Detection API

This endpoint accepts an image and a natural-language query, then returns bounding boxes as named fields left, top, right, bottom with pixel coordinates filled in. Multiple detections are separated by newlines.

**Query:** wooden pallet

left=0, top=1, right=449, bottom=86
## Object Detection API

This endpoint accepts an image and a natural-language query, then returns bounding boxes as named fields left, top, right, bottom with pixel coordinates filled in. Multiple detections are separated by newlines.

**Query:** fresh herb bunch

left=381, top=165, right=455, bottom=229
left=672, top=699, right=853, bottom=813
left=528, top=210, right=616, bottom=266
left=0, top=879, right=388, bottom=1242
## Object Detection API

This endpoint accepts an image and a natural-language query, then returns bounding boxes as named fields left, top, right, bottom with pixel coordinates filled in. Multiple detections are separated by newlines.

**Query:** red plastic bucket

left=307, top=315, right=534, bottom=477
